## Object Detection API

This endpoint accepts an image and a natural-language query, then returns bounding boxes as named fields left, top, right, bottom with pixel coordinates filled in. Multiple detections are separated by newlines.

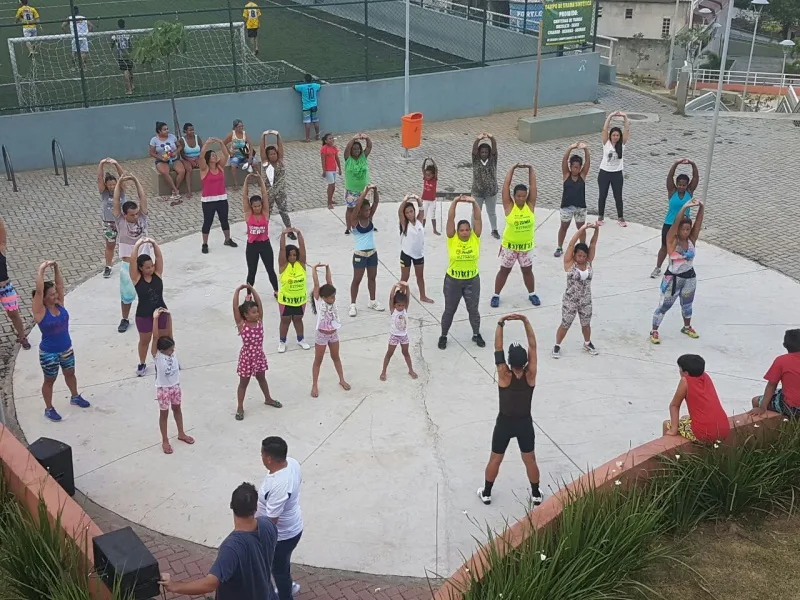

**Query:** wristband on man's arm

left=494, top=350, right=505, bottom=366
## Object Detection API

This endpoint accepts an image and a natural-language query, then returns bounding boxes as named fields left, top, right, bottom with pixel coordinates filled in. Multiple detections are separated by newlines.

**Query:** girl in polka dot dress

left=233, top=283, right=281, bottom=420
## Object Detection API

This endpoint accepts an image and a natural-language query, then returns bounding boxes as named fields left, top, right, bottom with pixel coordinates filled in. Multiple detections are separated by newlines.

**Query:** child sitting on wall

left=749, top=329, right=800, bottom=419
left=663, top=354, right=730, bottom=443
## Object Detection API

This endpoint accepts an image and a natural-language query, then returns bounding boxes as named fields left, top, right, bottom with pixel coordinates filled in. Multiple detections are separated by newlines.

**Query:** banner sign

left=509, top=2, right=544, bottom=33
left=542, top=0, right=592, bottom=46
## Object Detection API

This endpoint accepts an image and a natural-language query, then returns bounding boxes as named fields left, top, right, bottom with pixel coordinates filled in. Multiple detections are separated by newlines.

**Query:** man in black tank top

left=478, top=314, right=542, bottom=506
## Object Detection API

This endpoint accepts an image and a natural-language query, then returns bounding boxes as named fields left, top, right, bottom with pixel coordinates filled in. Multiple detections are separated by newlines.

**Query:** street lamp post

left=779, top=38, right=795, bottom=96
left=741, top=0, right=769, bottom=109
left=698, top=0, right=733, bottom=204
left=665, top=0, right=683, bottom=89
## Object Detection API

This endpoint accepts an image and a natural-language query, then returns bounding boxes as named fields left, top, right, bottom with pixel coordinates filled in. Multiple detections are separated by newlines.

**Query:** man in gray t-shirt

left=160, top=483, right=278, bottom=600
left=471, top=132, right=500, bottom=238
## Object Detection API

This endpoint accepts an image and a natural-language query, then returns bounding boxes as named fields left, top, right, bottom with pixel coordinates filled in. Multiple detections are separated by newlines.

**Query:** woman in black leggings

left=596, top=111, right=629, bottom=227
left=199, top=137, right=237, bottom=253
left=242, top=173, right=279, bottom=295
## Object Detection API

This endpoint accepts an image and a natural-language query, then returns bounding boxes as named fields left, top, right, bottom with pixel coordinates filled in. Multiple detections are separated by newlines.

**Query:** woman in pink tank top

left=198, top=138, right=238, bottom=254
left=242, top=173, right=279, bottom=294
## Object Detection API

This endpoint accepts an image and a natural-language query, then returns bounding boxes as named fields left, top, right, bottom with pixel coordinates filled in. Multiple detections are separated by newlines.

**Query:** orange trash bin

left=401, top=112, right=423, bottom=150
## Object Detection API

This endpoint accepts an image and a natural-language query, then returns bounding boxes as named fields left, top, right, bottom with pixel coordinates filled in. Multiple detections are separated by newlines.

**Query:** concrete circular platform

left=13, top=204, right=799, bottom=578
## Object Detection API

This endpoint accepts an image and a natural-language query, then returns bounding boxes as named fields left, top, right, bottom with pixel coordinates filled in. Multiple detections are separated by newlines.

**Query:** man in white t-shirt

left=257, top=437, right=303, bottom=600
left=61, top=6, right=93, bottom=68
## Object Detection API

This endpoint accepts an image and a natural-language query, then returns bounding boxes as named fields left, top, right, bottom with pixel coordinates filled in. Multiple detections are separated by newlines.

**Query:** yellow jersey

left=447, top=231, right=480, bottom=280
left=501, top=202, right=535, bottom=252
left=243, top=3, right=262, bottom=29
left=278, top=262, right=308, bottom=307
left=16, top=5, right=39, bottom=30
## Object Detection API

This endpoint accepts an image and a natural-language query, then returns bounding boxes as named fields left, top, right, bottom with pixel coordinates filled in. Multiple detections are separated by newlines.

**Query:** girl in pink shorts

left=380, top=282, right=417, bottom=381
left=233, top=284, right=281, bottom=420
left=310, top=263, right=350, bottom=398
left=151, top=308, right=194, bottom=455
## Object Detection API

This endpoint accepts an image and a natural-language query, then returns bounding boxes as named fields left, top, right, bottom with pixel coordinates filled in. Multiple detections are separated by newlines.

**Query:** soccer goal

left=7, top=22, right=284, bottom=112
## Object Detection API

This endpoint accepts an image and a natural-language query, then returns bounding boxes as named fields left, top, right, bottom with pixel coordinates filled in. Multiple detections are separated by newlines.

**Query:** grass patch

left=459, top=421, right=800, bottom=600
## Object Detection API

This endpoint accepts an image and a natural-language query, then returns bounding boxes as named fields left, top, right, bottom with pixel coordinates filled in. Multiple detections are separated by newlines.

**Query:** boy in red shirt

left=749, top=329, right=800, bottom=418
left=664, top=354, right=730, bottom=443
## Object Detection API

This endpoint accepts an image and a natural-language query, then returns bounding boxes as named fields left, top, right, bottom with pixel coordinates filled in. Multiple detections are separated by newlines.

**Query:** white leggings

left=423, top=199, right=442, bottom=223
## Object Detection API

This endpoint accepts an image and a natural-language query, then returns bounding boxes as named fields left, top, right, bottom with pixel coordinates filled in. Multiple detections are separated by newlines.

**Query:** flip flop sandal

left=178, top=435, right=195, bottom=445
left=162, top=443, right=174, bottom=455
left=18, top=336, right=31, bottom=350
left=170, top=198, right=183, bottom=207
left=235, top=411, right=244, bottom=421
left=264, top=399, right=283, bottom=408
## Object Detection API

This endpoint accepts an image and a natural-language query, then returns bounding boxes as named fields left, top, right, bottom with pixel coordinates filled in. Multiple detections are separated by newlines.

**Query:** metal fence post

left=592, top=0, right=598, bottom=51
left=226, top=0, right=240, bottom=92
left=364, top=0, right=370, bottom=80
left=67, top=0, right=89, bottom=108
left=523, top=0, right=528, bottom=34
left=481, top=0, right=488, bottom=66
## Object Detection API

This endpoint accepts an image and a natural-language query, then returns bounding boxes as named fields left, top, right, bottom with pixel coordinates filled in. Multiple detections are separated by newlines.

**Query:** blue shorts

left=39, top=347, right=75, bottom=378
left=345, top=189, right=360, bottom=208
left=120, top=261, right=136, bottom=305
left=763, top=388, right=800, bottom=418
left=353, top=251, right=378, bottom=269
left=302, top=107, right=319, bottom=124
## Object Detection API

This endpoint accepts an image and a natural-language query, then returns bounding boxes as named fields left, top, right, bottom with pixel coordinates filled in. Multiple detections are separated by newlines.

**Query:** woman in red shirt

left=664, top=354, right=730, bottom=443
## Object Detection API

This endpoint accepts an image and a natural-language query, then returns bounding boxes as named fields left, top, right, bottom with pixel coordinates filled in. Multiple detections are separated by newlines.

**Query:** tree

left=132, top=21, right=189, bottom=129
left=765, top=0, right=800, bottom=38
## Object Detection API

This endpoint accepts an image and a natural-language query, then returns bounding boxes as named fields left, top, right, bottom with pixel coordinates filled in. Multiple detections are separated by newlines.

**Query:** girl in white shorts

left=310, top=263, right=350, bottom=397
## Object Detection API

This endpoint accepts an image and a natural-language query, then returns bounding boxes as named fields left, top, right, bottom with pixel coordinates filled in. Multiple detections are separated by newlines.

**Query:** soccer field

left=0, top=0, right=468, bottom=112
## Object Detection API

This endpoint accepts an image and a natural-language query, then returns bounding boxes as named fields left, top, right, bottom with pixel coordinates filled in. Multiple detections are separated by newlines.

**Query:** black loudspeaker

left=28, top=437, right=75, bottom=496
left=93, top=527, right=161, bottom=600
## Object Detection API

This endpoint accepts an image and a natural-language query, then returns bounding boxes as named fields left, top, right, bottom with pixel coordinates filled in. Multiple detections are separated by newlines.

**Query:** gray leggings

left=441, top=274, right=481, bottom=336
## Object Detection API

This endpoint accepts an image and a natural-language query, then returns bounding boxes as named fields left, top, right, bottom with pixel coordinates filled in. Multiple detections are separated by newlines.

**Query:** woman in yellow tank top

left=277, top=227, right=311, bottom=354
left=491, top=164, right=540, bottom=308
left=439, top=195, right=484, bottom=350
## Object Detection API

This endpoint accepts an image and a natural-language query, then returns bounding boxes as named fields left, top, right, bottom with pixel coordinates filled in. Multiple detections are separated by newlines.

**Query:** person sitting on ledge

left=663, top=354, right=729, bottom=443
left=749, top=329, right=800, bottom=419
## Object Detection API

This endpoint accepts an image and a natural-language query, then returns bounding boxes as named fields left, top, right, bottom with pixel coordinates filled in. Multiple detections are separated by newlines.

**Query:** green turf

left=0, top=0, right=470, bottom=113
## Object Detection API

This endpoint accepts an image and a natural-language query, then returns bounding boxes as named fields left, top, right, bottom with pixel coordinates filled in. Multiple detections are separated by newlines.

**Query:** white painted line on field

left=277, top=59, right=329, bottom=84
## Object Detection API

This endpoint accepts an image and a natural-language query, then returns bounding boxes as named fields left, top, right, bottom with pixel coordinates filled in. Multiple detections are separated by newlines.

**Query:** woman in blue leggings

left=32, top=261, right=90, bottom=422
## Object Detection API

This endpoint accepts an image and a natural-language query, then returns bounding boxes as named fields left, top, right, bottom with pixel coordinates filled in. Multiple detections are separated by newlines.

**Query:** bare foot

left=420, top=296, right=435, bottom=304
left=311, top=385, right=319, bottom=398
left=178, top=434, right=195, bottom=445
left=433, top=230, right=441, bottom=236
left=339, top=380, right=351, bottom=391
left=327, top=203, right=334, bottom=210
left=380, top=372, right=387, bottom=381
left=409, top=370, right=418, bottom=379
left=162, top=442, right=173, bottom=454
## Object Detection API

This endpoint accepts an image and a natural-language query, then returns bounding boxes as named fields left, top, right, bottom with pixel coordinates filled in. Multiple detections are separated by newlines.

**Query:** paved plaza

left=2, top=84, right=798, bottom=598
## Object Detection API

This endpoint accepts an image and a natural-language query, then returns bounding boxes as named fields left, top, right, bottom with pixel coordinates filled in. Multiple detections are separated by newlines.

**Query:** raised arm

left=689, top=200, right=704, bottom=244
left=520, top=315, right=537, bottom=381
left=311, top=263, right=323, bottom=299
left=526, top=164, right=537, bottom=209
left=687, top=160, right=699, bottom=193
left=562, top=143, right=577, bottom=179
left=32, top=262, right=48, bottom=323
left=470, top=196, right=482, bottom=238
left=129, top=238, right=147, bottom=283
left=501, top=165, right=516, bottom=212
left=388, top=283, right=400, bottom=313
left=349, top=185, right=372, bottom=229
left=563, top=224, right=587, bottom=271
left=362, top=134, right=373, bottom=158
left=621, top=112, right=630, bottom=144
left=601, top=113, right=613, bottom=144
left=260, top=132, right=268, bottom=163
left=369, top=186, right=380, bottom=219
left=494, top=315, right=506, bottom=352
left=275, top=131, right=284, bottom=162
left=579, top=143, right=591, bottom=178
left=151, top=308, right=165, bottom=357
left=232, top=285, right=245, bottom=326
left=151, top=239, right=164, bottom=277
left=587, top=224, right=599, bottom=262
left=249, top=285, right=264, bottom=321
left=278, top=230, right=288, bottom=271
left=199, top=138, right=216, bottom=172
left=344, top=135, right=357, bottom=159
left=97, top=159, right=108, bottom=193
left=487, top=133, right=497, bottom=156
left=295, top=229, right=307, bottom=265
left=131, top=175, right=147, bottom=215
left=666, top=160, right=680, bottom=195
left=666, top=200, right=697, bottom=253
left=242, top=174, right=253, bottom=218
left=471, top=133, right=484, bottom=157
left=446, top=197, right=459, bottom=238
left=399, top=195, right=412, bottom=229
left=53, top=261, right=65, bottom=305
left=0, top=218, right=6, bottom=254
left=112, top=176, right=127, bottom=218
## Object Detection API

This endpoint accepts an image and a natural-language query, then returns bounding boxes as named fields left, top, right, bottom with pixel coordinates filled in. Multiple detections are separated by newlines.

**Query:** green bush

left=461, top=420, right=800, bottom=600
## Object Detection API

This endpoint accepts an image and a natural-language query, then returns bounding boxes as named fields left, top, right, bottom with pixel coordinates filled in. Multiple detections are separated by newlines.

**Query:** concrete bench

left=518, top=108, right=607, bottom=144
left=151, top=163, right=244, bottom=196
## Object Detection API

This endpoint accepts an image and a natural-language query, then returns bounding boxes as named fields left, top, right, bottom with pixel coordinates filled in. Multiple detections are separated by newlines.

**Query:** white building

left=597, top=0, right=693, bottom=41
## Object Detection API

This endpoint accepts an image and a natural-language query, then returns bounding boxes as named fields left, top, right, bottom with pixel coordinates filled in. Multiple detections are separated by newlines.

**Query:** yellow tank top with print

left=447, top=231, right=480, bottom=279
left=278, top=262, right=307, bottom=307
left=501, top=202, right=535, bottom=252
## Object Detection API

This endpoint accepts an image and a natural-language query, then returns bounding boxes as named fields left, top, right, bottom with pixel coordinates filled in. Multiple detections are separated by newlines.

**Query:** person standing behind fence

left=15, top=0, right=39, bottom=58
left=111, top=19, right=134, bottom=96
left=62, top=7, right=92, bottom=69
left=471, top=133, right=500, bottom=240
left=243, top=2, right=262, bottom=55
left=343, top=133, right=373, bottom=235
left=294, top=74, right=322, bottom=142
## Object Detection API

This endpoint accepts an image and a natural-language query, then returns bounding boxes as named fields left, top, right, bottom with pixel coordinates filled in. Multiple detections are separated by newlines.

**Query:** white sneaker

left=650, top=267, right=662, bottom=279
left=368, top=299, right=385, bottom=311
left=349, top=303, right=357, bottom=317
left=476, top=487, right=491, bottom=505
left=278, top=341, right=286, bottom=353
left=298, top=340, right=310, bottom=350
left=551, top=345, right=561, bottom=359
left=583, top=342, right=599, bottom=355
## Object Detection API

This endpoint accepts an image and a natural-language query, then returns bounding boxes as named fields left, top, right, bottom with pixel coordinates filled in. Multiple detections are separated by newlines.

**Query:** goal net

left=7, top=22, right=284, bottom=112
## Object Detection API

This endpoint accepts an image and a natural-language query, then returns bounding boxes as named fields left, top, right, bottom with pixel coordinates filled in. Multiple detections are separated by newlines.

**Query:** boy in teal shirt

left=294, top=74, right=321, bottom=142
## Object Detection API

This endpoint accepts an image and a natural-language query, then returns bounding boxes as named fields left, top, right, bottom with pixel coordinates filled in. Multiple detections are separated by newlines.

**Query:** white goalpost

left=7, top=22, right=284, bottom=112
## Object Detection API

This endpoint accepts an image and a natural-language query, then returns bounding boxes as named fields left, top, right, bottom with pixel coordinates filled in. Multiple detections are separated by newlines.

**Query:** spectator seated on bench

left=750, top=329, right=800, bottom=419
left=149, top=120, right=186, bottom=202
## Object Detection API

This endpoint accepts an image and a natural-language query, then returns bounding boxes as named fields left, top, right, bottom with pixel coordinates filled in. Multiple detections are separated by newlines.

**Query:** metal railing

left=777, top=85, right=799, bottom=113
left=2, top=145, right=18, bottom=192
left=693, top=68, right=800, bottom=88
left=51, top=139, right=68, bottom=186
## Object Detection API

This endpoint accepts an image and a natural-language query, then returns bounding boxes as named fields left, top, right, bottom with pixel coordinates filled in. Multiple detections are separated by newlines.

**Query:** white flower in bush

left=614, top=480, right=622, bottom=486
left=675, top=454, right=681, bottom=460
left=539, top=553, right=547, bottom=561
left=616, top=461, right=624, bottom=468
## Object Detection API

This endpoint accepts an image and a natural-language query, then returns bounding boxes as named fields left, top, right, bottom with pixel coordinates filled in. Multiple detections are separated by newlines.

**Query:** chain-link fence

left=0, top=0, right=597, bottom=113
